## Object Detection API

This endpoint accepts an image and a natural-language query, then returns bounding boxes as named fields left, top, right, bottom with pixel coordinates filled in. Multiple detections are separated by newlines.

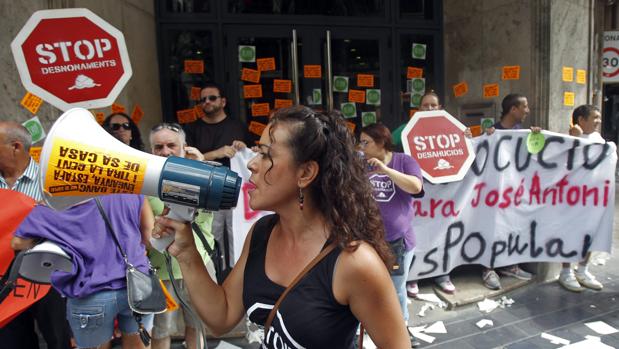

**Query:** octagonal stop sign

left=401, top=110, right=475, bottom=183
left=11, top=8, right=132, bottom=111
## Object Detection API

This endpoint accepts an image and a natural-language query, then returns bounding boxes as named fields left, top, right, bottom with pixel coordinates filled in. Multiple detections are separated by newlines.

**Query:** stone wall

left=0, top=0, right=160, bottom=148
left=443, top=0, right=599, bottom=134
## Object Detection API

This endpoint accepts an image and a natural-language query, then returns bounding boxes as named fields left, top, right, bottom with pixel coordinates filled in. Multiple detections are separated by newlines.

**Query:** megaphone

left=19, top=241, right=73, bottom=284
left=39, top=108, right=241, bottom=250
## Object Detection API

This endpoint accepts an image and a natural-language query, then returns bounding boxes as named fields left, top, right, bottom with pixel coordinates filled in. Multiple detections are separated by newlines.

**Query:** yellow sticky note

left=564, top=92, right=575, bottom=106
left=576, top=69, right=586, bottom=84
left=562, top=67, right=574, bottom=82
left=29, top=147, right=42, bottom=163
left=483, top=83, right=499, bottom=98
left=20, top=92, right=43, bottom=115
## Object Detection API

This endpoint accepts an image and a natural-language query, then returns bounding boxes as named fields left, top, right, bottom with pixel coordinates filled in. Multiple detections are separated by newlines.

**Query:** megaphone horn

left=40, top=108, right=241, bottom=213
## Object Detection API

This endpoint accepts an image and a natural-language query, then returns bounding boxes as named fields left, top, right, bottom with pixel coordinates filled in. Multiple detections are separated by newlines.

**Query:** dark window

left=400, top=0, right=435, bottom=21
left=227, top=0, right=385, bottom=16
left=165, top=0, right=211, bottom=13
left=165, top=30, right=215, bottom=112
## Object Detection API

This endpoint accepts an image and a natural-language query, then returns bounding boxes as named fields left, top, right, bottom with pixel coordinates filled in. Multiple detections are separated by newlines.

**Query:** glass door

left=224, top=25, right=392, bottom=141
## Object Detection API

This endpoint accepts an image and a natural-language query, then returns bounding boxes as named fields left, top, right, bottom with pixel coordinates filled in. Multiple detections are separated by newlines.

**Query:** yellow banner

left=44, top=138, right=147, bottom=196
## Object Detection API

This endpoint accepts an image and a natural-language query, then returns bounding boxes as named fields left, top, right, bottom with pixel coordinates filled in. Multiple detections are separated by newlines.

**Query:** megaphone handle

left=150, top=203, right=196, bottom=253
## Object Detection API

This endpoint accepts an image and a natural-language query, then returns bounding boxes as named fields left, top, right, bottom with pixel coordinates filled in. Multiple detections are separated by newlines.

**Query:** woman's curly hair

left=268, top=105, right=393, bottom=267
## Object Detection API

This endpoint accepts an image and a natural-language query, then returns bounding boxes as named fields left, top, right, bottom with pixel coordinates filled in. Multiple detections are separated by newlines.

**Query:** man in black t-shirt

left=482, top=93, right=539, bottom=290
left=184, top=82, right=250, bottom=270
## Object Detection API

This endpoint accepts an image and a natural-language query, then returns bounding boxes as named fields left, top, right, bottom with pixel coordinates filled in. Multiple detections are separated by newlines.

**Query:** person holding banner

left=0, top=121, right=72, bottom=349
left=359, top=122, right=423, bottom=346
left=558, top=105, right=605, bottom=292
left=482, top=93, right=535, bottom=290
left=402, top=90, right=458, bottom=297
left=184, top=82, right=251, bottom=271
left=153, top=106, right=410, bottom=348
left=11, top=194, right=155, bottom=349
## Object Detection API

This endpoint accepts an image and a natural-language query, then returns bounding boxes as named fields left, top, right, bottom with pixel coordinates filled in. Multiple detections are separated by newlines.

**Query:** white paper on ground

left=585, top=335, right=602, bottom=341
left=409, top=325, right=427, bottom=334
left=541, top=332, right=570, bottom=345
left=424, top=321, right=447, bottom=334
left=414, top=332, right=436, bottom=344
left=213, top=341, right=243, bottom=349
left=476, top=319, right=494, bottom=329
left=558, top=338, right=615, bottom=349
left=416, top=293, right=447, bottom=307
left=417, top=303, right=435, bottom=317
left=478, top=298, right=499, bottom=313
left=585, top=321, right=619, bottom=335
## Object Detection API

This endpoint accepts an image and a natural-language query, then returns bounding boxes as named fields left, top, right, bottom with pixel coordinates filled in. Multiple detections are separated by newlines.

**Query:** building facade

left=0, top=0, right=611, bottom=146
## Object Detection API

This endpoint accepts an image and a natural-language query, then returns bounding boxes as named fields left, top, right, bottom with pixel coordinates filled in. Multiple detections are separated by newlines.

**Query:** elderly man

left=149, top=122, right=217, bottom=349
left=0, top=121, right=72, bottom=349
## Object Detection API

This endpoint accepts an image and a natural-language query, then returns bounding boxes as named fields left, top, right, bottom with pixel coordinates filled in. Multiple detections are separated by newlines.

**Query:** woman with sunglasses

left=103, top=112, right=145, bottom=151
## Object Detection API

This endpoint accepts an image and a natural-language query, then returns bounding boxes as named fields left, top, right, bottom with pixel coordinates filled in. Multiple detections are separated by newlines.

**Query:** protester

left=482, top=93, right=535, bottom=290
left=0, top=121, right=72, bottom=349
left=154, top=106, right=410, bottom=348
left=403, top=91, right=458, bottom=297
left=360, top=123, right=423, bottom=347
left=184, top=82, right=251, bottom=270
left=103, top=112, right=145, bottom=151
left=149, top=122, right=216, bottom=349
left=558, top=105, right=604, bottom=292
left=12, top=193, right=155, bottom=349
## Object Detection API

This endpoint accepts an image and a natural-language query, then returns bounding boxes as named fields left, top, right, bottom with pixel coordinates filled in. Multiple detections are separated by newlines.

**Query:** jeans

left=390, top=248, right=415, bottom=323
left=66, top=289, right=153, bottom=348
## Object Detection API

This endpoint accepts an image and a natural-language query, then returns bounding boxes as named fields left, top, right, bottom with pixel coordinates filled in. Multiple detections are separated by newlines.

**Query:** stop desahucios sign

left=401, top=110, right=475, bottom=184
left=11, top=8, right=132, bottom=111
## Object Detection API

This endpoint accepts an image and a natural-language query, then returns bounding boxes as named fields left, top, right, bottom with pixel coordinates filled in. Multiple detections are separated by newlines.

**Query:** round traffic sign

left=603, top=47, right=619, bottom=78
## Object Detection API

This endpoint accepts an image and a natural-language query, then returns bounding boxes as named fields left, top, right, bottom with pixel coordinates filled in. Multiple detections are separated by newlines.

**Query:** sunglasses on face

left=109, top=122, right=131, bottom=131
left=199, top=95, right=221, bottom=103
left=151, top=123, right=181, bottom=133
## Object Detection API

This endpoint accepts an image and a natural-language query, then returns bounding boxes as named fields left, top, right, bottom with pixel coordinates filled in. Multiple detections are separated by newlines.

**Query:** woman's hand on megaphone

left=153, top=214, right=197, bottom=262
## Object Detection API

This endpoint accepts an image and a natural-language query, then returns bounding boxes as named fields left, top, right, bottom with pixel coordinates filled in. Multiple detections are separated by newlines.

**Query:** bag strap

left=263, top=242, right=337, bottom=334
left=95, top=198, right=130, bottom=267
left=191, top=221, right=214, bottom=257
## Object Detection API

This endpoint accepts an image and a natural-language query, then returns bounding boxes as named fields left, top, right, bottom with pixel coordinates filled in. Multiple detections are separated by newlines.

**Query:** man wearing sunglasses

left=183, top=82, right=250, bottom=271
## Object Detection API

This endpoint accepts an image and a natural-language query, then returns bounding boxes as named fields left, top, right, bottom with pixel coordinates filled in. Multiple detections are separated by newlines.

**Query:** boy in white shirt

left=559, top=104, right=604, bottom=292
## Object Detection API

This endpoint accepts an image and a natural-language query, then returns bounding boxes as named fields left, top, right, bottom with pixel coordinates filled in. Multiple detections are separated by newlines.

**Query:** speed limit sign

left=603, top=31, right=619, bottom=83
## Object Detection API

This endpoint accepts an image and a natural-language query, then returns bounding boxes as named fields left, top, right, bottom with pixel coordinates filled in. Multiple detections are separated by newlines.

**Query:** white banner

left=231, top=148, right=270, bottom=263
left=228, top=132, right=616, bottom=278
left=409, top=130, right=616, bottom=279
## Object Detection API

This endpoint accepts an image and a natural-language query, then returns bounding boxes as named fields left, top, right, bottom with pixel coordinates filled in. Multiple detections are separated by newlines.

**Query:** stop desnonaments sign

left=401, top=110, right=475, bottom=184
left=11, top=8, right=132, bottom=111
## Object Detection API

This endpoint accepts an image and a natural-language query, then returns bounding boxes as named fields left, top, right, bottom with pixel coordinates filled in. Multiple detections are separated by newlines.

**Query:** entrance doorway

left=156, top=0, right=443, bottom=138
left=224, top=26, right=390, bottom=141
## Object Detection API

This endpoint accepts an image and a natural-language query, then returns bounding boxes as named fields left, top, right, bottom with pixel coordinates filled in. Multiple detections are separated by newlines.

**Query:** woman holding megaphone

left=153, top=106, right=410, bottom=348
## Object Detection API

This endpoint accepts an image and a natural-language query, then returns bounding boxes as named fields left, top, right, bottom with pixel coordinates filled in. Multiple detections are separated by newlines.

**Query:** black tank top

left=243, top=214, right=359, bottom=349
